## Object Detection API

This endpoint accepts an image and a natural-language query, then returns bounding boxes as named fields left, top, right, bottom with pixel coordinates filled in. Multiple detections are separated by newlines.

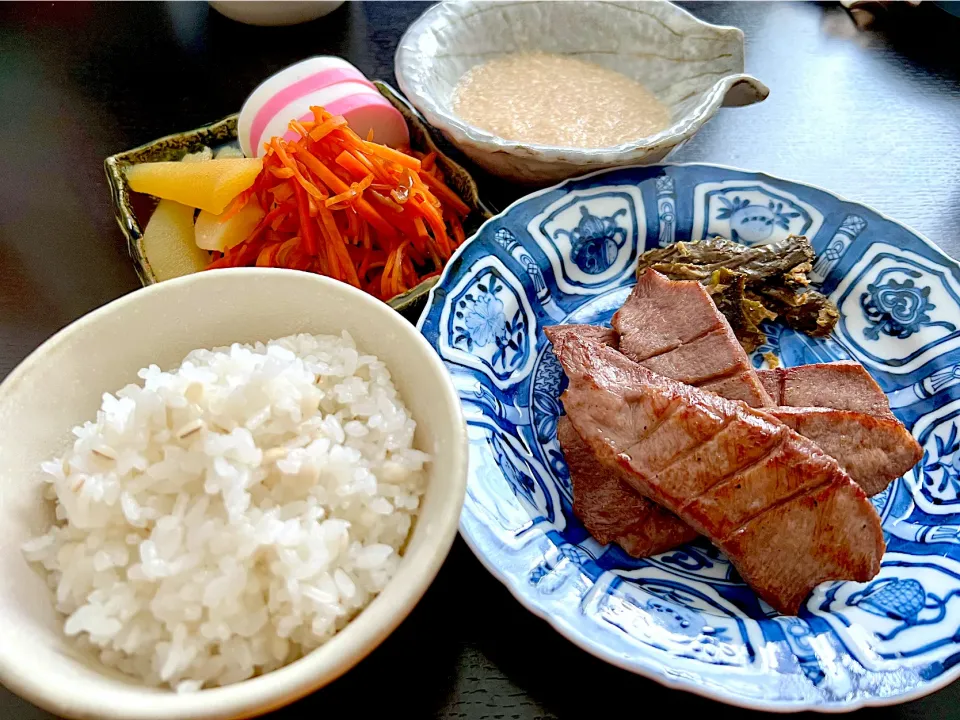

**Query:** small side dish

left=396, top=0, right=768, bottom=183
left=23, top=332, right=428, bottom=690
left=209, top=1, right=345, bottom=27
left=206, top=108, right=470, bottom=300
left=107, top=60, right=488, bottom=314
left=125, top=106, right=470, bottom=301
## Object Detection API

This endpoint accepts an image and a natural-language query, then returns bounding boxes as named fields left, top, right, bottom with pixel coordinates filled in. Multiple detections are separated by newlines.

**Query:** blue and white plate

left=417, top=164, right=960, bottom=711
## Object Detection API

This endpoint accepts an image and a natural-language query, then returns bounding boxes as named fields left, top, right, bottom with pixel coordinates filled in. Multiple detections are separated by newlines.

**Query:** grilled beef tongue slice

left=604, top=270, right=917, bottom=496
left=558, top=416, right=699, bottom=555
left=548, top=325, right=916, bottom=558
left=546, top=323, right=699, bottom=555
left=553, top=333, right=885, bottom=615
left=546, top=274, right=917, bottom=559
left=612, top=269, right=774, bottom=408
left=763, top=406, right=921, bottom=497
left=756, top=362, right=893, bottom=419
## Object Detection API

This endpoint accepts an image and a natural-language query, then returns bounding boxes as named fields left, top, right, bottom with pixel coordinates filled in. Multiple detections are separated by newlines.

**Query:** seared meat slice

left=553, top=333, right=884, bottom=615
left=544, top=324, right=617, bottom=349
left=757, top=363, right=894, bottom=420
left=545, top=323, right=918, bottom=560
left=699, top=371, right=778, bottom=407
left=558, top=417, right=698, bottom=555
left=756, top=363, right=919, bottom=496
left=765, top=406, right=922, bottom=497
left=549, top=323, right=698, bottom=555
left=612, top=269, right=773, bottom=408
left=546, top=287, right=916, bottom=560
left=562, top=271, right=915, bottom=497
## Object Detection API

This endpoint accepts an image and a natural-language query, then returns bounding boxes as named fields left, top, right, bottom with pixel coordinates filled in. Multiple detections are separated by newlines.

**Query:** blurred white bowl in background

left=209, top=1, right=345, bottom=27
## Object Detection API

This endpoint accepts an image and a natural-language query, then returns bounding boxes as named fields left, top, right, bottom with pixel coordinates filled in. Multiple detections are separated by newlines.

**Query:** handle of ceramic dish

left=721, top=75, right=771, bottom=108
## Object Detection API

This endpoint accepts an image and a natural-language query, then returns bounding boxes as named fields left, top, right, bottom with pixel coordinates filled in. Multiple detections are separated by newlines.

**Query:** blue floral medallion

left=716, top=196, right=801, bottom=243
left=419, top=164, right=960, bottom=711
left=553, top=205, right=628, bottom=274
left=925, top=424, right=960, bottom=497
left=452, top=270, right=526, bottom=372
left=860, top=269, right=957, bottom=341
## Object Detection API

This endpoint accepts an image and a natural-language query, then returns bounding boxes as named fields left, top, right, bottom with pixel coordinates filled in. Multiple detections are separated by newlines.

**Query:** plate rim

left=417, top=160, right=960, bottom=713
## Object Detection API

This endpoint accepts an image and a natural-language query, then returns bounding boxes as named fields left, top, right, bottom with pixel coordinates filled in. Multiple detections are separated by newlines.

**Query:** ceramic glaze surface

left=419, top=163, right=960, bottom=711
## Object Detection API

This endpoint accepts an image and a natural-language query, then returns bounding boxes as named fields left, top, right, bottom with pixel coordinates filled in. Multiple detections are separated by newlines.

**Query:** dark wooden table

left=1, top=2, right=959, bottom=718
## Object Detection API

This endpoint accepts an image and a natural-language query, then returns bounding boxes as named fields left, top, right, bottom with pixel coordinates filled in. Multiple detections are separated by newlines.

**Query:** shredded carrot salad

left=207, top=107, right=471, bottom=300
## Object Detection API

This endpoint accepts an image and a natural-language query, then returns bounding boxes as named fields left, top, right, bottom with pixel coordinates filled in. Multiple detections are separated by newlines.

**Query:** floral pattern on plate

left=418, top=164, right=960, bottom=711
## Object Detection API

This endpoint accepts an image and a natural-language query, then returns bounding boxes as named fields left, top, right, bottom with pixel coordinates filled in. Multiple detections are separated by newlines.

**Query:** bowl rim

left=0, top=268, right=468, bottom=720
left=395, top=0, right=766, bottom=162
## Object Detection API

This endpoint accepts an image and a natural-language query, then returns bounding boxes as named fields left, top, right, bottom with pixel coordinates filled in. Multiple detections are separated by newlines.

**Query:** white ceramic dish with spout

left=395, top=0, right=769, bottom=184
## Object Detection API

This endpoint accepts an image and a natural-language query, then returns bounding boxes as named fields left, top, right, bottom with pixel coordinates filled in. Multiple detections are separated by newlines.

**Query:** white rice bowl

left=22, top=331, right=428, bottom=691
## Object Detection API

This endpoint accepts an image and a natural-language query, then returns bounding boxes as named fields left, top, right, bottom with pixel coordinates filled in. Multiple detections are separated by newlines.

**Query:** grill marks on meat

left=622, top=396, right=730, bottom=474
left=753, top=362, right=918, bottom=495
left=766, top=406, right=922, bottom=497
left=682, top=437, right=835, bottom=539
left=641, top=327, right=755, bottom=387
left=612, top=269, right=773, bottom=408
left=757, top=363, right=894, bottom=420
left=564, top=272, right=915, bottom=498
left=721, top=479, right=881, bottom=616
left=545, top=273, right=917, bottom=586
left=545, top=324, right=618, bottom=350
left=699, top=371, right=776, bottom=406
left=547, top=322, right=701, bottom=555
left=544, top=324, right=917, bottom=561
left=630, top=405, right=781, bottom=508
left=558, top=417, right=698, bottom=555
left=554, top=334, right=885, bottom=615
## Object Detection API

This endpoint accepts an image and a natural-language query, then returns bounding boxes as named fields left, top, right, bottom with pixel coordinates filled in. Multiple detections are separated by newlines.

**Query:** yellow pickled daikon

left=142, top=200, right=211, bottom=281
left=194, top=202, right=265, bottom=253
left=125, top=158, right=262, bottom=214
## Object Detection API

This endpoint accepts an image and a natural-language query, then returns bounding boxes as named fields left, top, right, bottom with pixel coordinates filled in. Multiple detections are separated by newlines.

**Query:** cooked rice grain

left=22, top=332, right=428, bottom=690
